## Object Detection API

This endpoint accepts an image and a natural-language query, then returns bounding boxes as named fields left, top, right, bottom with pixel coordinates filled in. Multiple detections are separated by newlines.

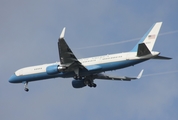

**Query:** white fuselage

left=10, top=51, right=159, bottom=83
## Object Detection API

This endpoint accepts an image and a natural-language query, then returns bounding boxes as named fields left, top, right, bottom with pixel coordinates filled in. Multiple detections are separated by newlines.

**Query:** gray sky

left=1, top=0, right=178, bottom=120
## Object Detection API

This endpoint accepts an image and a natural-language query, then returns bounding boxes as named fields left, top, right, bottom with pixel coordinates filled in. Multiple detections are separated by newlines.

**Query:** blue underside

left=9, top=59, right=148, bottom=83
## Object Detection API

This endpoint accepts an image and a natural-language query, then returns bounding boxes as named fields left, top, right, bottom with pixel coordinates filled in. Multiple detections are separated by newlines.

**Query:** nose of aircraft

left=9, top=74, right=18, bottom=83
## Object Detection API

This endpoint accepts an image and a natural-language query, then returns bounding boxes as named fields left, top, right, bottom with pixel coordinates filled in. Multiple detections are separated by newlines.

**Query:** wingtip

left=60, top=27, right=66, bottom=39
left=137, top=69, right=144, bottom=79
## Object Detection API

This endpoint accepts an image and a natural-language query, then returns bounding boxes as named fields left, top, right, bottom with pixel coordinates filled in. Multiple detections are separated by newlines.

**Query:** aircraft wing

left=95, top=69, right=144, bottom=81
left=58, top=28, right=78, bottom=65
left=58, top=28, right=88, bottom=73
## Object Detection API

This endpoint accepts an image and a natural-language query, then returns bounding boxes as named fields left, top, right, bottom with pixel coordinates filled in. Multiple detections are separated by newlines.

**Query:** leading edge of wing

left=95, top=69, right=144, bottom=81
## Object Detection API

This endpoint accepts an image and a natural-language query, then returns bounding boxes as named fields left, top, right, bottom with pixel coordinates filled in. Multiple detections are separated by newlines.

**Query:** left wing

left=95, top=69, right=144, bottom=81
left=58, top=28, right=88, bottom=75
left=58, top=28, right=78, bottom=65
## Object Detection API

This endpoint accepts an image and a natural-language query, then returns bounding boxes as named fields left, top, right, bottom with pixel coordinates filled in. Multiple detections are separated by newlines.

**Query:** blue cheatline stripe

left=9, top=59, right=148, bottom=83
left=130, top=23, right=156, bottom=52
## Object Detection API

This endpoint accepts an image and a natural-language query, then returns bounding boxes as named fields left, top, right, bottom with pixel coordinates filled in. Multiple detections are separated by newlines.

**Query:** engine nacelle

left=46, top=65, right=66, bottom=75
left=72, top=80, right=86, bottom=88
left=46, top=65, right=59, bottom=75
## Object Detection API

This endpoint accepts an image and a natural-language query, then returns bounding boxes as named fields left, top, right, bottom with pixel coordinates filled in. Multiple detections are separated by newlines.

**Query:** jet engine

left=46, top=65, right=66, bottom=75
left=72, top=80, right=86, bottom=88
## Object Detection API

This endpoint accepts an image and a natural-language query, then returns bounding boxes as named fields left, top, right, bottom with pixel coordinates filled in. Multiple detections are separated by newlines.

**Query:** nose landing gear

left=24, top=82, right=29, bottom=92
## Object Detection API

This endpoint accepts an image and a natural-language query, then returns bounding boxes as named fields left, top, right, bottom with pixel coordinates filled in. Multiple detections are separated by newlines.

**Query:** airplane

left=9, top=22, right=171, bottom=92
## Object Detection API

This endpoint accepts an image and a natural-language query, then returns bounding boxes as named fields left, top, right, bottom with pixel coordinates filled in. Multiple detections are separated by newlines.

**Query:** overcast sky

left=1, top=0, right=178, bottom=120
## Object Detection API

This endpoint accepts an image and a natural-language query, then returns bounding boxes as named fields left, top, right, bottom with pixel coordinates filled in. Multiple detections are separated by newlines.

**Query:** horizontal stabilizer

left=137, top=43, right=151, bottom=56
left=152, top=55, right=172, bottom=60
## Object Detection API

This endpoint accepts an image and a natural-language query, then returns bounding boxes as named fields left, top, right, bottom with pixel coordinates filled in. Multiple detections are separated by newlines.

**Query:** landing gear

left=83, top=78, right=97, bottom=88
left=24, top=82, right=29, bottom=92
left=88, top=82, right=97, bottom=88
left=92, top=83, right=97, bottom=88
left=24, top=88, right=29, bottom=92
left=73, top=75, right=83, bottom=80
left=74, top=75, right=97, bottom=88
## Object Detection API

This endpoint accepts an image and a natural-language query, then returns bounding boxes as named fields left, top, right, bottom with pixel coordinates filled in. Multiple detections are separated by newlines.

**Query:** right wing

left=95, top=69, right=144, bottom=81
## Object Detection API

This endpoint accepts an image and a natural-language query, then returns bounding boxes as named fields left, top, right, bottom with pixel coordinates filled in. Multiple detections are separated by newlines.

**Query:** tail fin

left=131, top=22, right=162, bottom=52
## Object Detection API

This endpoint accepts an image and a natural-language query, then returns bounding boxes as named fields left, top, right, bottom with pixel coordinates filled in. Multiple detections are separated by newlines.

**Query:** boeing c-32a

left=9, top=22, right=171, bottom=92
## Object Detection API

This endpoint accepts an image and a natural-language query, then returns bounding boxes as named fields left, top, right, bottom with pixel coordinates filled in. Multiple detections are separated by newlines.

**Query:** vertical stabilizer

left=131, top=22, right=162, bottom=52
